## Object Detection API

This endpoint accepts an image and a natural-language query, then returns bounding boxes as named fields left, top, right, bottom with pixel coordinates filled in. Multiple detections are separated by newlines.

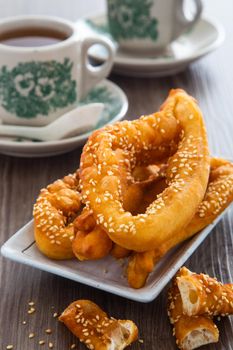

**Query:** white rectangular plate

left=1, top=205, right=232, bottom=302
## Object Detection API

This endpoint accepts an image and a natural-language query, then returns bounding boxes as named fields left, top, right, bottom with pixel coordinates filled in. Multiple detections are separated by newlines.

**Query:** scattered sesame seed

left=45, top=329, right=52, bottom=334
left=39, top=340, right=45, bottom=345
left=6, top=346, right=13, bottom=350
left=53, top=313, right=58, bottom=318
left=70, top=344, right=76, bottom=349
left=28, top=301, right=35, bottom=306
left=28, top=307, right=36, bottom=314
left=139, top=339, right=144, bottom=343
left=48, top=342, right=53, bottom=349
left=29, top=333, right=35, bottom=339
left=22, top=321, right=27, bottom=325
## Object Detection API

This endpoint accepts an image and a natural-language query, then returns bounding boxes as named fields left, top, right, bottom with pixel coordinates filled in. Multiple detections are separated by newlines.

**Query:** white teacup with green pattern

left=0, top=15, right=114, bottom=126
left=107, top=0, right=202, bottom=53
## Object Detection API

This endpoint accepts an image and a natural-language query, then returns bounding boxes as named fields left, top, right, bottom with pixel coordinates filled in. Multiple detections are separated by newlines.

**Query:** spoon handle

left=0, top=124, right=45, bottom=140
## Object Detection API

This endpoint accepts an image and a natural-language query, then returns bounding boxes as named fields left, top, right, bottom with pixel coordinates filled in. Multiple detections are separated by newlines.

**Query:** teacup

left=107, top=0, right=202, bottom=53
left=0, top=15, right=114, bottom=126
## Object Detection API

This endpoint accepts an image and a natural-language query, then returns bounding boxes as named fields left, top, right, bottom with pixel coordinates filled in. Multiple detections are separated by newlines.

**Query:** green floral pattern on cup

left=107, top=0, right=158, bottom=41
left=0, top=58, right=76, bottom=119
left=12, top=84, right=122, bottom=142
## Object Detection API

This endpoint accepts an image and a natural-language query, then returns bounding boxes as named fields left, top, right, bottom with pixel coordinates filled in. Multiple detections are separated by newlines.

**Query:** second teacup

left=107, top=0, right=202, bottom=54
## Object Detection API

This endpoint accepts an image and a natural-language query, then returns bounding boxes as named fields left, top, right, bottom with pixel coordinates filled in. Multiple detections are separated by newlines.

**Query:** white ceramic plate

left=1, top=202, right=232, bottom=302
left=76, top=15, right=225, bottom=77
left=0, top=79, right=128, bottom=157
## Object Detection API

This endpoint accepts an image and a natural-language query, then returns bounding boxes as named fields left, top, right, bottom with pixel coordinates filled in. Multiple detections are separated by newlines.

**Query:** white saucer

left=76, top=15, right=225, bottom=77
left=0, top=79, right=128, bottom=157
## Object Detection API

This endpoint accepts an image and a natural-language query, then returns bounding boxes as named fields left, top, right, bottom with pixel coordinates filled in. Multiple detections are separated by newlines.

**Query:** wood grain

left=0, top=0, right=233, bottom=349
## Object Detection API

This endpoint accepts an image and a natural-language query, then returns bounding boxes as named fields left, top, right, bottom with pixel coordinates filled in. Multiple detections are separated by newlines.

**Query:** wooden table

left=0, top=1, right=233, bottom=349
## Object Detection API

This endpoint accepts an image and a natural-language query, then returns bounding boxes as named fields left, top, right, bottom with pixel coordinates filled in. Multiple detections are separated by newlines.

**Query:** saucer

left=76, top=15, right=225, bottom=77
left=0, top=79, right=128, bottom=157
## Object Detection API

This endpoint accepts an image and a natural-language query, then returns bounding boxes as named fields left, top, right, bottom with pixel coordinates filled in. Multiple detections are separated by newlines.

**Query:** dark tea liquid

left=0, top=27, right=69, bottom=47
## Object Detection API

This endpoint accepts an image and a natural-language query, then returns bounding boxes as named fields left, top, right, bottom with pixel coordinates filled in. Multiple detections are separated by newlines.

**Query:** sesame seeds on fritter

left=197, top=172, right=233, bottom=218
left=33, top=173, right=80, bottom=247
left=71, top=303, right=117, bottom=350
left=79, top=93, right=210, bottom=252
left=177, top=270, right=233, bottom=317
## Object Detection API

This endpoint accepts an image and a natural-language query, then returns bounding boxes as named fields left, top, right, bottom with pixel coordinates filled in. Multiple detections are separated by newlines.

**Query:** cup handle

left=172, top=0, right=203, bottom=40
left=78, top=36, right=114, bottom=100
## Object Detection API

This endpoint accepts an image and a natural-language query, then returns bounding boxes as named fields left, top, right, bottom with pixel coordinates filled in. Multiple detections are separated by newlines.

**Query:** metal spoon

left=0, top=103, right=104, bottom=141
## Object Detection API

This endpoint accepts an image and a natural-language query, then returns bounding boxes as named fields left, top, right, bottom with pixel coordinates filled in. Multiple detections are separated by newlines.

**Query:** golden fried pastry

left=33, top=161, right=166, bottom=262
left=80, top=89, right=210, bottom=251
left=72, top=164, right=165, bottom=261
left=72, top=209, right=112, bottom=261
left=110, top=244, right=131, bottom=259
left=168, top=268, right=219, bottom=350
left=127, top=158, right=233, bottom=288
left=33, top=173, right=81, bottom=259
left=59, top=300, right=138, bottom=350
left=177, top=267, right=233, bottom=317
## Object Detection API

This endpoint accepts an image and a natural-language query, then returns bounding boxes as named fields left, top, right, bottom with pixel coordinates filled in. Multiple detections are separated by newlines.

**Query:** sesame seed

left=6, top=346, right=13, bottom=350
left=45, top=329, right=52, bottom=334
left=22, top=321, right=27, bottom=325
left=28, top=307, right=36, bottom=314
left=70, top=345, right=76, bottom=349
left=139, top=339, right=144, bottom=343
left=29, top=333, right=35, bottom=339
left=48, top=342, right=53, bottom=349
left=39, top=340, right=45, bottom=345
left=53, top=313, right=58, bottom=318
left=28, top=301, right=35, bottom=306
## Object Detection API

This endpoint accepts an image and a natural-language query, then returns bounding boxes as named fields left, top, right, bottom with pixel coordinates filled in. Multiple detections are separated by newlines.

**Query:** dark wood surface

left=1, top=1, right=233, bottom=349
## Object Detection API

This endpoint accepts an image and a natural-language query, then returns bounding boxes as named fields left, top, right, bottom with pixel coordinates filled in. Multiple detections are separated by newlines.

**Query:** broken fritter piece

left=59, top=300, right=138, bottom=350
